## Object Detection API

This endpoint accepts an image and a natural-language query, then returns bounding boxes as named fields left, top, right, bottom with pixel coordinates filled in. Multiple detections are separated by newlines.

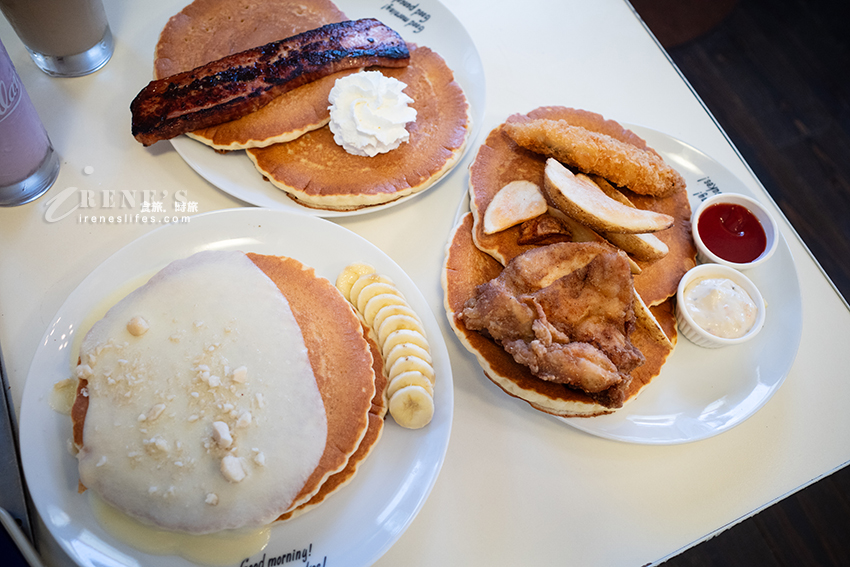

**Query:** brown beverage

left=0, top=0, right=107, bottom=56
left=0, top=0, right=112, bottom=76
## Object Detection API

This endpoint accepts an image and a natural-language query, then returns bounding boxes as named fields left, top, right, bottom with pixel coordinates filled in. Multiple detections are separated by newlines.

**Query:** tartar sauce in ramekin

left=683, top=277, right=758, bottom=339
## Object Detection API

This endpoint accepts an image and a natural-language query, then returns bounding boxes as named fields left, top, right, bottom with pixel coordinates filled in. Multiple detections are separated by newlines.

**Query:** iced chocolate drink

left=0, top=0, right=113, bottom=77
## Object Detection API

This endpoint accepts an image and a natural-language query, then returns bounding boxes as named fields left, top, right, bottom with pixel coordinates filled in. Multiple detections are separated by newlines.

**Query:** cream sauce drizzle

left=88, top=492, right=270, bottom=566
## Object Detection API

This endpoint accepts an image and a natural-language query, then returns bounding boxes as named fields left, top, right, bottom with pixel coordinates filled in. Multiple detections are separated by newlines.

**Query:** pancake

left=71, top=250, right=375, bottom=533
left=469, top=116, right=551, bottom=265
left=154, top=0, right=351, bottom=150
left=246, top=44, right=471, bottom=211
left=628, top=187, right=697, bottom=306
left=443, top=213, right=676, bottom=417
left=468, top=105, right=695, bottom=304
left=245, top=253, right=376, bottom=512
left=276, top=323, right=387, bottom=522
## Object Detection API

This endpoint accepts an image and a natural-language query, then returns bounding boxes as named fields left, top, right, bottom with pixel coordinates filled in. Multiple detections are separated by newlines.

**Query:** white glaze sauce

left=89, top=491, right=271, bottom=566
left=76, top=250, right=327, bottom=534
left=683, top=276, right=757, bottom=339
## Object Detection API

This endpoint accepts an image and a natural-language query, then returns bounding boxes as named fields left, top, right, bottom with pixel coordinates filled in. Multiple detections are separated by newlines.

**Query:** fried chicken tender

left=459, top=242, right=644, bottom=399
left=503, top=119, right=686, bottom=198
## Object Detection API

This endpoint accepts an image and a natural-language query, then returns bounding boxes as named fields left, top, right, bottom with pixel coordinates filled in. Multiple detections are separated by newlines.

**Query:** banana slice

left=376, top=314, right=427, bottom=347
left=385, top=342, right=432, bottom=371
left=349, top=273, right=395, bottom=308
left=337, top=264, right=436, bottom=430
left=388, top=355, right=435, bottom=383
left=388, top=385, right=434, bottom=429
left=362, top=293, right=409, bottom=327
left=387, top=370, right=434, bottom=399
left=356, top=282, right=403, bottom=314
left=381, top=329, right=430, bottom=360
left=335, top=263, right=375, bottom=301
left=372, top=304, right=421, bottom=334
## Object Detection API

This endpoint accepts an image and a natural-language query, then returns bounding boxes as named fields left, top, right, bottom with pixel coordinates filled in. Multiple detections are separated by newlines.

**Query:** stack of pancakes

left=154, top=0, right=471, bottom=211
left=443, top=107, right=696, bottom=417
left=247, top=254, right=388, bottom=523
left=71, top=250, right=385, bottom=533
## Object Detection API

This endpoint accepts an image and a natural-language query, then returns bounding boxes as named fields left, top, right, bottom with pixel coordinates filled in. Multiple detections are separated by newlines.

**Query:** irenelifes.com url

left=77, top=214, right=192, bottom=225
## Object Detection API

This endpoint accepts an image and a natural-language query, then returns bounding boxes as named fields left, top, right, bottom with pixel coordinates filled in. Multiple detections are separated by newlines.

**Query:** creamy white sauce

left=49, top=378, right=77, bottom=416
left=88, top=492, right=270, bottom=566
left=328, top=70, right=417, bottom=157
left=69, top=272, right=154, bottom=374
left=76, top=250, right=327, bottom=534
left=683, top=276, right=757, bottom=339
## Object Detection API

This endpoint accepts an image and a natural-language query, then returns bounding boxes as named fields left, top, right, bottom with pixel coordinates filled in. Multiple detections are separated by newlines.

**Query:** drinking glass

left=0, top=0, right=113, bottom=77
left=0, top=38, right=59, bottom=206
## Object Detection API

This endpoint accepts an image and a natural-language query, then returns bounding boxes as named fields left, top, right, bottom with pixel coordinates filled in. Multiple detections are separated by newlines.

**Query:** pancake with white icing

left=245, top=253, right=377, bottom=516
left=276, top=321, right=387, bottom=522
left=71, top=250, right=375, bottom=533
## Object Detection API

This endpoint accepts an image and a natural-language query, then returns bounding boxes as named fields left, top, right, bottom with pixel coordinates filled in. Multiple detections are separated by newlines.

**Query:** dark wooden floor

left=628, top=0, right=850, bottom=566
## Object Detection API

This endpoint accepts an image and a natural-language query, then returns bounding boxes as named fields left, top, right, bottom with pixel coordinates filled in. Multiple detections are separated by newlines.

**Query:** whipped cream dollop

left=328, top=70, right=417, bottom=157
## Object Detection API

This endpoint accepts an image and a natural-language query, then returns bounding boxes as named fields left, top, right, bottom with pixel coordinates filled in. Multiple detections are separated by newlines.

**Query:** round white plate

left=171, top=0, right=486, bottom=217
left=455, top=125, right=802, bottom=445
left=20, top=208, right=454, bottom=567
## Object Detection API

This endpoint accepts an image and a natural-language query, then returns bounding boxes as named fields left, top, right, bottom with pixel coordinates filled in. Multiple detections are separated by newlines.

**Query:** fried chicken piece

left=460, top=242, right=644, bottom=400
left=502, top=119, right=686, bottom=198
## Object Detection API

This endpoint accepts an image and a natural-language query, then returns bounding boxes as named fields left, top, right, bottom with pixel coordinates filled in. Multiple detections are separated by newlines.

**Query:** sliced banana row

left=336, top=263, right=435, bottom=430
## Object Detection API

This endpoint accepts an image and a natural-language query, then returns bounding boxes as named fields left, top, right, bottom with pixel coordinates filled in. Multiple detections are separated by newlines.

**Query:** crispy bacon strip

left=131, top=18, right=410, bottom=146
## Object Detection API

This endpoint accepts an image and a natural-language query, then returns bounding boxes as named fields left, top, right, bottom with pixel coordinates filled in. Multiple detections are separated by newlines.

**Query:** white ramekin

left=676, top=263, right=766, bottom=348
left=691, top=193, right=778, bottom=270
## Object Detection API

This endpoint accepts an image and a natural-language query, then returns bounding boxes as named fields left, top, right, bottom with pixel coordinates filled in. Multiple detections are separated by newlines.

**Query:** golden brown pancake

left=245, top=253, right=376, bottom=510
left=277, top=323, right=386, bottom=522
left=443, top=213, right=676, bottom=417
left=154, top=0, right=351, bottom=150
left=71, top=252, right=377, bottom=524
left=469, top=116, right=551, bottom=265
left=469, top=106, right=695, bottom=304
left=628, top=187, right=697, bottom=306
left=247, top=44, right=471, bottom=211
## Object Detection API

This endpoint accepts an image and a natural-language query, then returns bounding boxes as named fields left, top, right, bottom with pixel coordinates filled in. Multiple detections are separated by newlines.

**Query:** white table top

left=2, top=0, right=849, bottom=566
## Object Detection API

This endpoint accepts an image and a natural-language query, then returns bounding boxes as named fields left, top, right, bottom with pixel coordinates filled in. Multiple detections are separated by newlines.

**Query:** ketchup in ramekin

left=691, top=193, right=778, bottom=270
left=697, top=202, right=767, bottom=263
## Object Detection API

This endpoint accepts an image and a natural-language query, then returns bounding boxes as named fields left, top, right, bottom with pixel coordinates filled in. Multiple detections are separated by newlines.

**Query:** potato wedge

left=589, top=174, right=634, bottom=206
left=586, top=175, right=670, bottom=261
left=543, top=158, right=674, bottom=234
left=604, top=232, right=669, bottom=261
left=483, top=180, right=548, bottom=234
left=633, top=290, right=673, bottom=350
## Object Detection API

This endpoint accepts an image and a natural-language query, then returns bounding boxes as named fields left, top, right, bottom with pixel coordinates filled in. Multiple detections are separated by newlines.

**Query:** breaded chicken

left=503, top=119, right=686, bottom=198
left=460, top=242, right=644, bottom=403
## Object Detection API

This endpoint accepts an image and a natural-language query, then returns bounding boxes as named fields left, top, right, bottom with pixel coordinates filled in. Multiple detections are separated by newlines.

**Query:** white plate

left=171, top=0, right=486, bottom=217
left=456, top=125, right=802, bottom=445
left=19, top=208, right=454, bottom=566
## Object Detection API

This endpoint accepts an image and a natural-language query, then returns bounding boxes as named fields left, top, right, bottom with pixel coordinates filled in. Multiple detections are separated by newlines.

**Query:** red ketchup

left=697, top=203, right=767, bottom=263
